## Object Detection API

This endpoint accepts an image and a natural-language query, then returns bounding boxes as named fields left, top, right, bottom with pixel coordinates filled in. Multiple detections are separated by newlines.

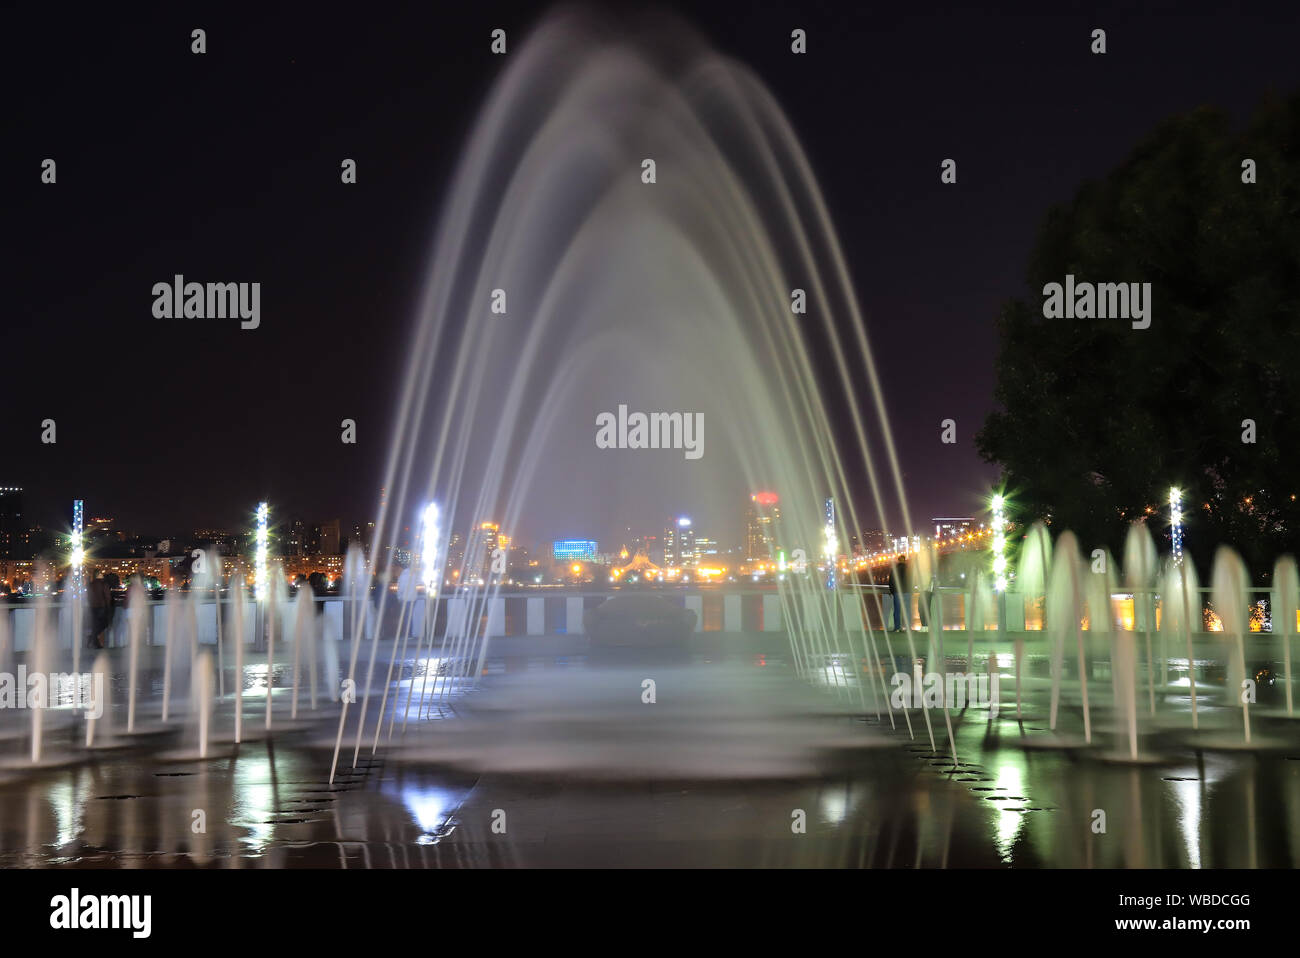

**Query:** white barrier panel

left=1135, top=595, right=1154, bottom=633
left=723, top=594, right=742, bottom=632
left=565, top=597, right=585, bottom=634
left=487, top=597, right=506, bottom=637
left=526, top=597, right=545, bottom=635
left=323, top=600, right=343, bottom=642
left=152, top=604, right=168, bottom=646
left=841, top=595, right=865, bottom=631
left=762, top=594, right=783, bottom=632
left=58, top=604, right=76, bottom=650
left=197, top=602, right=218, bottom=645
left=684, top=595, right=703, bottom=633
left=447, top=598, right=469, bottom=636
left=13, top=607, right=35, bottom=652
left=411, top=596, right=427, bottom=636
left=1006, top=595, right=1026, bottom=631
left=801, top=592, right=825, bottom=635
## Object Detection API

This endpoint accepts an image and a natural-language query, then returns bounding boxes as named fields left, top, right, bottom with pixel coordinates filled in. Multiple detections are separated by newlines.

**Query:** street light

left=991, top=493, right=1008, bottom=592
left=1170, top=487, right=1183, bottom=567
left=254, top=502, right=269, bottom=601
left=71, top=499, right=84, bottom=596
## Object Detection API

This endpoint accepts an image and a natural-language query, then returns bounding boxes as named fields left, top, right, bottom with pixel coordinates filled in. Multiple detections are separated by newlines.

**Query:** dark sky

left=8, top=1, right=1297, bottom=548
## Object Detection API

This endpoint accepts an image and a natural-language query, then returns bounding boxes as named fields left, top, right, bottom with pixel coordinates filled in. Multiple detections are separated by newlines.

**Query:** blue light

left=553, top=539, right=599, bottom=561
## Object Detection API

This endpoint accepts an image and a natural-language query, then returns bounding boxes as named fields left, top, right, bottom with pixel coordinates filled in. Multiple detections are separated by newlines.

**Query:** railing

left=0, top=583, right=1294, bottom=652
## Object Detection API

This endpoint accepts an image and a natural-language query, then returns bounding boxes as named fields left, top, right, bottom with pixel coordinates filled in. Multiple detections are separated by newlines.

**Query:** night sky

left=8, top=2, right=1297, bottom=547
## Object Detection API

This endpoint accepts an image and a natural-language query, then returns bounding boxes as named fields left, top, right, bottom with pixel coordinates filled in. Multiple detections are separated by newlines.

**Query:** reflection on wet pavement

left=2, top=643, right=1299, bottom=868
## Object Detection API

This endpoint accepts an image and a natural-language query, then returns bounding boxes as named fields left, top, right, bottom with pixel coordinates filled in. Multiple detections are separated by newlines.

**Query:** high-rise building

left=318, top=519, right=341, bottom=555
left=445, top=532, right=465, bottom=571
left=286, top=517, right=306, bottom=557
left=0, top=487, right=22, bottom=559
left=466, top=521, right=501, bottom=574
left=745, top=492, right=781, bottom=561
left=663, top=517, right=696, bottom=567
left=860, top=528, right=889, bottom=553
left=306, top=520, right=341, bottom=555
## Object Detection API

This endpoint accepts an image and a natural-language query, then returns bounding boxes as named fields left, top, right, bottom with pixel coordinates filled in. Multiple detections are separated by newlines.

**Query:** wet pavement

left=1, top=641, right=1298, bottom=868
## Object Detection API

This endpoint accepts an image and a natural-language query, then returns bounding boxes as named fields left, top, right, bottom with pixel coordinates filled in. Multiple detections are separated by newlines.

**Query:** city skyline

left=18, top=8, right=1295, bottom=543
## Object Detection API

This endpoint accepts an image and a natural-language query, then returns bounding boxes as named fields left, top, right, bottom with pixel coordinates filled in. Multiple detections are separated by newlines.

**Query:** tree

left=977, top=94, right=1300, bottom=581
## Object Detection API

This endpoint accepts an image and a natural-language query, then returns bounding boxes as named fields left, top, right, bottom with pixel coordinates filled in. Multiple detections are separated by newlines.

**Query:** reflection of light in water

left=233, top=752, right=276, bottom=851
left=242, top=662, right=269, bottom=698
left=819, top=786, right=850, bottom=825
left=1167, top=779, right=1201, bottom=868
left=398, top=784, right=457, bottom=843
left=990, top=754, right=1026, bottom=863
left=47, top=779, right=82, bottom=849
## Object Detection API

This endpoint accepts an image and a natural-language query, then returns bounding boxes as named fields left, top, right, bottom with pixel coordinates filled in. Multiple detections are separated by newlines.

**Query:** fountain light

left=254, top=502, right=269, bottom=601
left=823, top=497, right=837, bottom=590
left=70, top=499, right=85, bottom=596
left=419, top=502, right=440, bottom=589
left=991, top=492, right=1008, bottom=592
left=1169, top=487, right=1184, bottom=567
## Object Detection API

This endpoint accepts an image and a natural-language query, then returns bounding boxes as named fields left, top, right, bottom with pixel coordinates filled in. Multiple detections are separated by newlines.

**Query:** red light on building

left=752, top=491, right=779, bottom=507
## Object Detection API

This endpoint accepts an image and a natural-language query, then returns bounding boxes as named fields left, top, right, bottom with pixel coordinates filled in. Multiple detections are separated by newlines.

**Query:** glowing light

left=1169, top=487, right=1183, bottom=568
left=419, top=502, right=440, bottom=588
left=254, top=502, right=269, bottom=601
left=991, top=492, right=1008, bottom=592
left=677, top=516, right=692, bottom=528
left=823, top=497, right=837, bottom=590
left=70, top=499, right=84, bottom=596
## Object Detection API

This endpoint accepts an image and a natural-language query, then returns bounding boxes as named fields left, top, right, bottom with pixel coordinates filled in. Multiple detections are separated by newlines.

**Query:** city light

left=254, top=502, right=269, bottom=601
left=991, top=492, right=1008, bottom=592
left=1170, top=486, right=1184, bottom=567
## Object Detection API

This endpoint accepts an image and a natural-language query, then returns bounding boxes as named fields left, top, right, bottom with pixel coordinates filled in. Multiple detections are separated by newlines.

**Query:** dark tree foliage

left=977, top=94, right=1300, bottom=582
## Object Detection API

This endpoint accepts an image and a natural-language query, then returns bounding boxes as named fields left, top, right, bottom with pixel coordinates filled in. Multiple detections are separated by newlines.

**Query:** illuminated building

left=553, top=540, right=599, bottom=561
left=466, top=521, right=501, bottom=574
left=932, top=517, right=976, bottom=539
left=694, top=536, right=718, bottom=559
left=309, top=519, right=341, bottom=555
left=745, top=492, right=781, bottom=561
left=0, top=486, right=21, bottom=559
left=663, top=517, right=696, bottom=567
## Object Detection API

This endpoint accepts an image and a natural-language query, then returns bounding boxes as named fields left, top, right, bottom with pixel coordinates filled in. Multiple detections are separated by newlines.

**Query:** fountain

left=1211, top=547, right=1253, bottom=745
left=0, top=8, right=1297, bottom=873
left=231, top=568, right=246, bottom=743
left=1273, top=556, right=1298, bottom=718
left=1161, top=553, right=1202, bottom=728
